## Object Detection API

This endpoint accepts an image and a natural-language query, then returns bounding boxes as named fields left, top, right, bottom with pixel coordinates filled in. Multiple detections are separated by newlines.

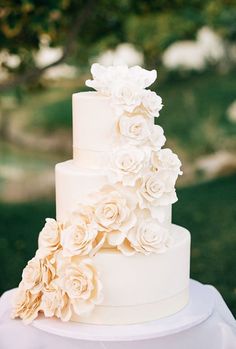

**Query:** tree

left=0, top=0, right=236, bottom=92
left=1, top=1, right=140, bottom=90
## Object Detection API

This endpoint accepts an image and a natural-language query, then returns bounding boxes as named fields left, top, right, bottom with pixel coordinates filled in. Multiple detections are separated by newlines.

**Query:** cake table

left=1, top=280, right=235, bottom=349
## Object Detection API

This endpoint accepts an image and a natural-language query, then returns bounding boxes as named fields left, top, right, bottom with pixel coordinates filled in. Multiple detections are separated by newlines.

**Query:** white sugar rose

left=41, top=254, right=57, bottom=290
left=149, top=125, right=166, bottom=150
left=108, top=146, right=150, bottom=186
left=58, top=258, right=103, bottom=317
left=86, top=186, right=137, bottom=247
left=119, top=114, right=151, bottom=145
left=12, top=288, right=41, bottom=324
left=142, top=90, right=163, bottom=117
left=138, top=171, right=178, bottom=218
left=124, top=219, right=170, bottom=255
left=21, top=257, right=44, bottom=294
left=86, top=64, right=130, bottom=95
left=38, top=218, right=61, bottom=258
left=61, top=206, right=98, bottom=257
left=85, top=64, right=157, bottom=97
left=40, top=285, right=61, bottom=318
left=91, top=186, right=137, bottom=247
left=151, top=148, right=182, bottom=175
left=40, top=283, right=72, bottom=321
left=111, top=80, right=143, bottom=114
left=54, top=292, right=72, bottom=322
left=128, top=65, right=157, bottom=88
left=21, top=255, right=56, bottom=294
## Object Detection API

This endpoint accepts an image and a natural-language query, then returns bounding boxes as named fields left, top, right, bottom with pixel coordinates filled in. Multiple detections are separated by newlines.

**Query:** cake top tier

left=72, top=91, right=119, bottom=153
left=73, top=64, right=164, bottom=160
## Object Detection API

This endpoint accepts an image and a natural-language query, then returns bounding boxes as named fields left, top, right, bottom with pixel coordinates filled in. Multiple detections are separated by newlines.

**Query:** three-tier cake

left=12, top=64, right=190, bottom=325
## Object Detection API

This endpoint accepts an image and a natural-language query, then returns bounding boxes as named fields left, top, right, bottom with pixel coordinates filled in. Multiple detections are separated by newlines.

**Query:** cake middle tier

left=55, top=160, right=172, bottom=224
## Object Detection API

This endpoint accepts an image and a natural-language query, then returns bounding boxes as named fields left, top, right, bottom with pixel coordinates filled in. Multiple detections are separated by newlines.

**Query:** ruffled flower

left=61, top=205, right=98, bottom=257
left=21, top=255, right=56, bottom=294
left=12, top=288, right=41, bottom=324
left=86, top=63, right=157, bottom=96
left=37, top=218, right=61, bottom=258
left=149, top=125, right=166, bottom=150
left=151, top=148, right=182, bottom=175
left=119, top=219, right=170, bottom=255
left=107, top=146, right=150, bottom=186
left=57, top=258, right=103, bottom=317
left=40, top=282, right=72, bottom=321
left=86, top=64, right=129, bottom=95
left=21, top=257, right=44, bottom=294
left=142, top=90, right=163, bottom=117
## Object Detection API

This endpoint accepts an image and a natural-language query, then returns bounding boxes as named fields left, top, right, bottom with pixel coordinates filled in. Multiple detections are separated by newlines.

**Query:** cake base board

left=32, top=279, right=215, bottom=341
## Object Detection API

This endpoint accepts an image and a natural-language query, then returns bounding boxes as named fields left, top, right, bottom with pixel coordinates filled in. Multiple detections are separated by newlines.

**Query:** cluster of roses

left=12, top=217, right=103, bottom=324
left=86, top=64, right=182, bottom=231
left=12, top=64, right=182, bottom=324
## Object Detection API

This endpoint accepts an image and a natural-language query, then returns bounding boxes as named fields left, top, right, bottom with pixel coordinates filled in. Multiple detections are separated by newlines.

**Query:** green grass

left=31, top=98, right=72, bottom=132
left=0, top=202, right=55, bottom=292
left=173, top=174, right=236, bottom=315
left=157, top=71, right=236, bottom=157
left=0, top=174, right=235, bottom=316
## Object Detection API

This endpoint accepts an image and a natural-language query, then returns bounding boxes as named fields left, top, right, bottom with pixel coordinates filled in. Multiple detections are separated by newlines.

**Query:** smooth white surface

left=1, top=280, right=235, bottom=349
left=92, top=225, right=190, bottom=306
left=55, top=159, right=172, bottom=224
left=70, top=225, right=190, bottom=325
left=72, top=92, right=119, bottom=153
left=72, top=289, right=189, bottom=325
left=55, top=160, right=107, bottom=221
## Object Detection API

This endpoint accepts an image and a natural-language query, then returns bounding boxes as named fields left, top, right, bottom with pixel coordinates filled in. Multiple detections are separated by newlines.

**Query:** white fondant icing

left=72, top=224, right=190, bottom=324
left=55, top=160, right=108, bottom=222
left=72, top=92, right=119, bottom=155
left=72, top=288, right=189, bottom=325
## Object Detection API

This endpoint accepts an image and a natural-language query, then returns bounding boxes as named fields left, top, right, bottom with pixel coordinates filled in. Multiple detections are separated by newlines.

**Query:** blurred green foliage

left=158, top=71, right=236, bottom=156
left=1, top=0, right=236, bottom=76
left=0, top=174, right=236, bottom=315
left=21, top=71, right=236, bottom=157
left=31, top=97, right=72, bottom=131
left=174, top=174, right=236, bottom=315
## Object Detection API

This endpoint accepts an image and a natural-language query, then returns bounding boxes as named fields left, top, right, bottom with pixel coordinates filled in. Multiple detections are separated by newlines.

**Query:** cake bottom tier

left=72, top=224, right=191, bottom=325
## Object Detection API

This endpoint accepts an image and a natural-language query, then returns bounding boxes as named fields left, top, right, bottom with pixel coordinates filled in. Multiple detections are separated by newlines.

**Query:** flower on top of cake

left=86, top=63, right=163, bottom=117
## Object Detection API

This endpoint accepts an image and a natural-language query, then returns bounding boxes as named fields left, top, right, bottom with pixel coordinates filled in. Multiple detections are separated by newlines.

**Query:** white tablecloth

left=0, top=285, right=236, bottom=349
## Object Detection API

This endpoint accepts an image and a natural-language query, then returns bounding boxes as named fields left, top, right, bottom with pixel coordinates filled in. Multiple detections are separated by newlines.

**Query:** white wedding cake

left=12, top=64, right=190, bottom=325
